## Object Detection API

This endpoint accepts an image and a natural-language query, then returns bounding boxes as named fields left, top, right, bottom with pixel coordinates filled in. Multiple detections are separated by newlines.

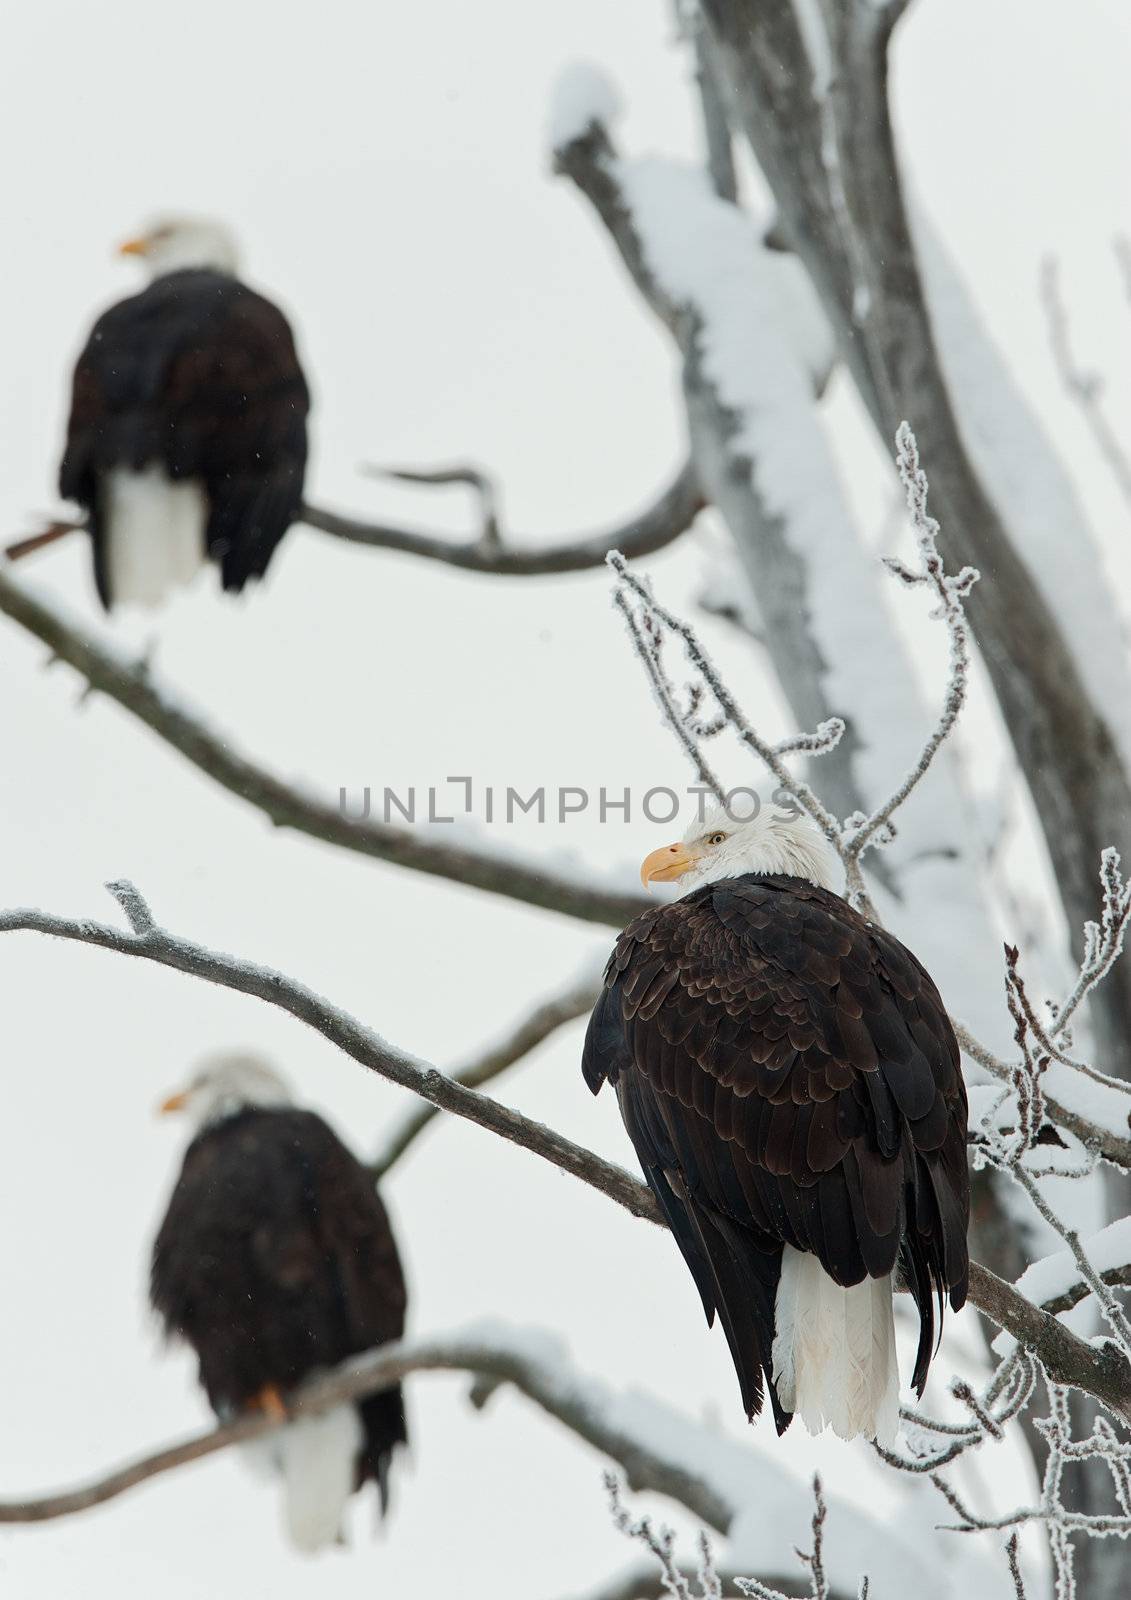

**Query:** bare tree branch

left=363, top=460, right=504, bottom=548
left=0, top=1329, right=730, bottom=1529
left=1040, top=255, right=1131, bottom=512
left=15, top=462, right=703, bottom=577
left=0, top=561, right=647, bottom=929
left=299, top=456, right=703, bottom=574
left=4, top=520, right=84, bottom=562
left=0, top=884, right=660, bottom=1226
left=369, top=972, right=600, bottom=1179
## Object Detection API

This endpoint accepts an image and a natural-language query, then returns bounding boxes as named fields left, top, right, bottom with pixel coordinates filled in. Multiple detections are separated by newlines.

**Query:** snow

left=993, top=1217, right=1131, bottom=1358
left=548, top=60, right=623, bottom=151
left=914, top=204, right=1131, bottom=777
left=1042, top=1055, right=1131, bottom=1145
left=790, top=0, right=833, bottom=97
left=450, top=1319, right=950, bottom=1599
left=615, top=152, right=1007, bottom=1045
left=1012, top=1217, right=1131, bottom=1309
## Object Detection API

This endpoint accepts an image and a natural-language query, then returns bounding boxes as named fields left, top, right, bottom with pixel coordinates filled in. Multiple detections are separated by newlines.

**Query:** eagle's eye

left=706, top=831, right=727, bottom=847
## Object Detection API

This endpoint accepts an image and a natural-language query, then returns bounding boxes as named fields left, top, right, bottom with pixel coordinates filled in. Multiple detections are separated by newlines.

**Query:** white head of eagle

left=119, top=215, right=240, bottom=278
left=583, top=791, right=969, bottom=1448
left=159, top=1050, right=293, bottom=1131
left=640, top=797, right=842, bottom=895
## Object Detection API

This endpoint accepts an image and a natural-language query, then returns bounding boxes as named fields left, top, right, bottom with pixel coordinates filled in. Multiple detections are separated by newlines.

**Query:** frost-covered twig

left=608, top=424, right=977, bottom=920
left=605, top=1476, right=856, bottom=1600
left=1004, top=1531, right=1027, bottom=1598
left=844, top=423, right=978, bottom=863
left=608, top=549, right=848, bottom=867
left=612, top=584, right=727, bottom=802
left=1040, top=255, right=1131, bottom=512
left=1051, top=848, right=1131, bottom=1043
left=0, top=560, right=647, bottom=930
left=1005, top=939, right=1131, bottom=1100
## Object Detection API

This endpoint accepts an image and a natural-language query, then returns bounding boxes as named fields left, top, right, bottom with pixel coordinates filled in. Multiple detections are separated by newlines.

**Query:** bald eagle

left=151, top=1054, right=408, bottom=1550
left=583, top=802, right=968, bottom=1445
left=60, top=216, right=309, bottom=609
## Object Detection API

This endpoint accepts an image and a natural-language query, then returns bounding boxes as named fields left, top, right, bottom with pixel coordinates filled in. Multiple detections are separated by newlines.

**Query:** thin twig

left=299, top=456, right=703, bottom=574
left=1040, top=255, right=1131, bottom=511
left=369, top=972, right=599, bottom=1178
left=362, top=461, right=503, bottom=548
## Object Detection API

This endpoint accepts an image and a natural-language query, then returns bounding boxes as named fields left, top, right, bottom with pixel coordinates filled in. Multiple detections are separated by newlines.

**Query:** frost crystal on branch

left=843, top=422, right=978, bottom=867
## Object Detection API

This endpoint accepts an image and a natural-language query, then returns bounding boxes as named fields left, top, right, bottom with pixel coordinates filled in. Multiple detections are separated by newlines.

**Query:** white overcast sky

left=2, top=2, right=1131, bottom=1597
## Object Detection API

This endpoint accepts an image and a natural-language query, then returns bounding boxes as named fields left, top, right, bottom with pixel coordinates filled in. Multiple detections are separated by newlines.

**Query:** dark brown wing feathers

left=582, top=874, right=969, bottom=1428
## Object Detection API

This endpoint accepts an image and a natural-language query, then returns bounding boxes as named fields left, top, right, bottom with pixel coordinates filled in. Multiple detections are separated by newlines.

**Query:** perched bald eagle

left=152, top=1054, right=408, bottom=1550
left=60, top=216, right=309, bottom=609
left=583, top=803, right=968, bottom=1445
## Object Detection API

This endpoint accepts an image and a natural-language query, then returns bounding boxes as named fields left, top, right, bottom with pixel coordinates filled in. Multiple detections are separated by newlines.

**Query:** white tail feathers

left=772, top=1246, right=900, bottom=1446
left=102, top=466, right=207, bottom=606
left=245, top=1403, right=362, bottom=1553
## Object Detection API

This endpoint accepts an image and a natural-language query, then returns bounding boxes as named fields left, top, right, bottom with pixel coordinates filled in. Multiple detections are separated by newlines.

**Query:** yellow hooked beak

left=640, top=841, right=702, bottom=888
left=158, top=1089, right=189, bottom=1115
left=118, top=235, right=150, bottom=258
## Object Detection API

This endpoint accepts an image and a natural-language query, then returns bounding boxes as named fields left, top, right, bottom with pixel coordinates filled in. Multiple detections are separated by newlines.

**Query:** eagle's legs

left=249, top=1383, right=289, bottom=1424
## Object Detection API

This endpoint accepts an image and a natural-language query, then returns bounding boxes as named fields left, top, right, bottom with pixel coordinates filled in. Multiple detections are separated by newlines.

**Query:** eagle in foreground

left=583, top=803, right=968, bottom=1445
left=151, top=1054, right=407, bottom=1550
left=60, top=216, right=309, bottom=609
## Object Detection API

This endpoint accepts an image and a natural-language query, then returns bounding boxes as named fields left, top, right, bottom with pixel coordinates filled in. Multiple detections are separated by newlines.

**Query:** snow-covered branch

left=551, top=88, right=892, bottom=849
left=843, top=423, right=978, bottom=863
left=0, top=560, right=646, bottom=929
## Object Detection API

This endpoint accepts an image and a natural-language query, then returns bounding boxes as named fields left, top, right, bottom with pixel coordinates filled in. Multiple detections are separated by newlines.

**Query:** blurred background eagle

left=59, top=216, right=309, bottom=610
left=151, top=1053, right=408, bottom=1551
